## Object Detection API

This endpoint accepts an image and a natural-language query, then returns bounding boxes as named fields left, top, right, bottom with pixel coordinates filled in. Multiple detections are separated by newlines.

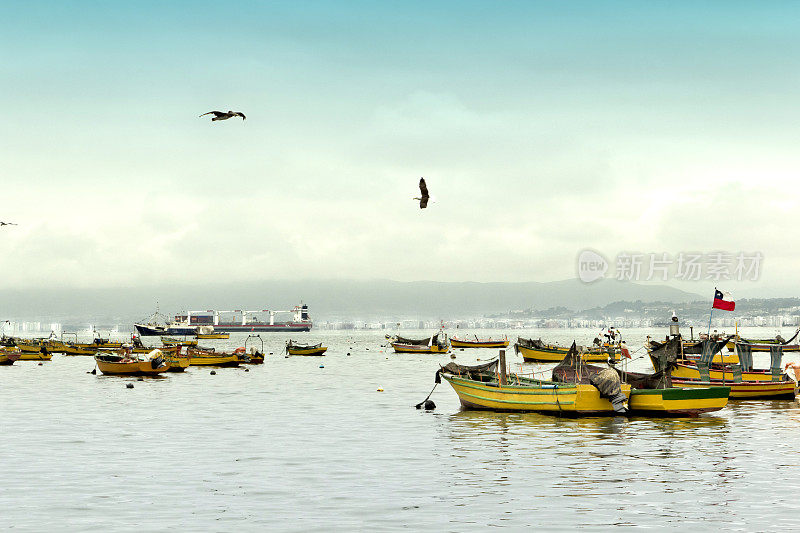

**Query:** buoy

left=244, top=368, right=250, bottom=372
left=424, top=399, right=436, bottom=410
left=377, top=388, right=384, bottom=392
left=460, top=348, right=464, bottom=351
left=476, top=358, right=481, bottom=361
left=126, top=383, right=134, bottom=389
left=38, top=362, right=43, bottom=366
left=137, top=377, right=144, bottom=381
left=284, top=355, right=289, bottom=358
left=269, top=352, right=273, bottom=355
left=210, top=370, right=216, bottom=375
left=450, top=354, right=456, bottom=359
left=347, top=352, right=351, bottom=356
left=366, top=348, right=369, bottom=351
left=319, top=364, right=324, bottom=368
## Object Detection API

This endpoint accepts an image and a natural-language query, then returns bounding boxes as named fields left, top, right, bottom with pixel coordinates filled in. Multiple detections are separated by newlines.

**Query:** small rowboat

left=18, top=350, right=53, bottom=361
left=62, top=344, right=98, bottom=356
left=161, top=337, right=198, bottom=347
left=94, top=352, right=169, bottom=376
left=197, top=333, right=230, bottom=340
left=450, top=336, right=509, bottom=349
left=186, top=348, right=240, bottom=367
left=0, top=348, right=22, bottom=365
left=390, top=333, right=449, bottom=354
left=515, top=338, right=618, bottom=363
left=286, top=341, right=327, bottom=356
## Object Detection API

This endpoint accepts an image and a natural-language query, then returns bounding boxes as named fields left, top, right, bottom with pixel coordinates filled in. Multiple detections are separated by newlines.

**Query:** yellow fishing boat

left=626, top=387, right=730, bottom=415
left=62, top=344, right=99, bottom=356
left=648, top=332, right=797, bottom=399
left=161, top=337, right=198, bottom=347
left=286, top=341, right=327, bottom=356
left=197, top=332, right=230, bottom=340
left=18, top=350, right=53, bottom=361
left=94, top=350, right=169, bottom=376
left=440, top=359, right=631, bottom=415
left=670, top=379, right=796, bottom=399
left=450, top=336, right=509, bottom=349
left=390, top=333, right=449, bottom=354
left=14, top=340, right=44, bottom=353
left=186, top=348, right=240, bottom=367
left=515, top=338, right=618, bottom=363
left=0, top=348, right=22, bottom=365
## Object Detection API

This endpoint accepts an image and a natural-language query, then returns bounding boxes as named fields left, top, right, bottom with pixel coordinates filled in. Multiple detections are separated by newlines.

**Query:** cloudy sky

left=2, top=1, right=799, bottom=296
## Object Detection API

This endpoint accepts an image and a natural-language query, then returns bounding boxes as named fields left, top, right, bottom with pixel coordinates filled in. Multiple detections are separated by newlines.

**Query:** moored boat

left=197, top=332, right=230, bottom=340
left=450, top=336, right=509, bottom=349
left=0, top=348, right=22, bottom=365
left=515, top=337, right=619, bottom=363
left=186, top=348, right=240, bottom=367
left=286, top=340, right=327, bottom=356
left=440, top=357, right=631, bottom=416
left=390, top=333, right=449, bottom=354
left=95, top=348, right=169, bottom=376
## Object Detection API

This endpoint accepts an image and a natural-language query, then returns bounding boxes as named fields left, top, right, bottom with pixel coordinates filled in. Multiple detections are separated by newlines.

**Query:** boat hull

left=451, top=339, right=510, bottom=349
left=0, top=352, right=21, bottom=365
left=18, top=351, right=53, bottom=361
left=391, top=343, right=449, bottom=354
left=287, top=347, right=327, bottom=356
left=165, top=358, right=190, bottom=372
left=627, top=387, right=730, bottom=416
left=196, top=333, right=230, bottom=339
left=95, top=358, right=168, bottom=376
left=443, top=374, right=630, bottom=415
left=516, top=344, right=617, bottom=363
left=187, top=354, right=240, bottom=367
left=670, top=379, right=796, bottom=399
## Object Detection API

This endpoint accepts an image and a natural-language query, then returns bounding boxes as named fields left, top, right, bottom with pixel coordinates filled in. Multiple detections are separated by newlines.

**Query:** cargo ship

left=135, top=304, right=312, bottom=336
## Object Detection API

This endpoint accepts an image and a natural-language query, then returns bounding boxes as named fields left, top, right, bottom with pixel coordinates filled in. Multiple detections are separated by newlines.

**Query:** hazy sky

left=2, top=1, right=800, bottom=296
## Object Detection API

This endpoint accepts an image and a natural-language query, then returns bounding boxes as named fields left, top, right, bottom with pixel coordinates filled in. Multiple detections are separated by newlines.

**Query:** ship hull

left=212, top=323, right=312, bottom=332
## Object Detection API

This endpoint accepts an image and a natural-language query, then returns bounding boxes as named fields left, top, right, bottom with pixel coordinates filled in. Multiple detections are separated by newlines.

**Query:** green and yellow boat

left=390, top=333, right=449, bottom=354
left=450, top=336, right=509, bottom=349
left=515, top=337, right=619, bottom=363
left=286, top=341, right=327, bottom=356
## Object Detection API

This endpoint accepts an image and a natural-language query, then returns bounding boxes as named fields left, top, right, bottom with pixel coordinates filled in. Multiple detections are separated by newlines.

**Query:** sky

left=2, top=1, right=800, bottom=297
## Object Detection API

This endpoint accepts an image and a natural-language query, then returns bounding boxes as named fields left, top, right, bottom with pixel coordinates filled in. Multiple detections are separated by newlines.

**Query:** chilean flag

left=712, top=289, right=735, bottom=311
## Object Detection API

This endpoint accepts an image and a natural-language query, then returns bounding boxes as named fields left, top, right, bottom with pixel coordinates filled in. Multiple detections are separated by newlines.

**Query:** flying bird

left=0, top=221, right=17, bottom=226
left=414, top=178, right=430, bottom=209
left=199, top=110, right=246, bottom=121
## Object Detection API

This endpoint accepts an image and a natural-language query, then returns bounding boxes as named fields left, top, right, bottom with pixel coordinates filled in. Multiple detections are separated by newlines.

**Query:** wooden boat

left=62, top=344, right=99, bottom=356
left=239, top=335, right=266, bottom=364
left=553, top=338, right=730, bottom=417
left=186, top=348, right=240, bottom=367
left=161, top=337, right=198, bottom=347
left=669, top=378, right=796, bottom=399
left=648, top=334, right=797, bottom=399
left=440, top=359, right=631, bottom=415
left=390, top=333, right=449, bottom=354
left=18, top=349, right=53, bottom=361
left=450, top=336, right=509, bottom=349
left=0, top=348, right=22, bottom=365
left=286, top=341, right=327, bottom=356
left=94, top=351, right=169, bottom=376
left=197, top=332, right=230, bottom=339
left=515, top=337, right=619, bottom=363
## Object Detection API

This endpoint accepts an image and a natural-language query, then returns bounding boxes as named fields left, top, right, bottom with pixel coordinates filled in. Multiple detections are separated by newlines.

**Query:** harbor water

left=2, top=327, right=800, bottom=531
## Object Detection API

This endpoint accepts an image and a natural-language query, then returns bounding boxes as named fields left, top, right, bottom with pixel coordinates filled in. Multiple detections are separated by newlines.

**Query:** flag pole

left=707, top=287, right=716, bottom=337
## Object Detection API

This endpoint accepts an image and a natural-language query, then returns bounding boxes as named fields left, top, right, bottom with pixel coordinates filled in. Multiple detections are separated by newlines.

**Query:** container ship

left=135, top=304, right=312, bottom=336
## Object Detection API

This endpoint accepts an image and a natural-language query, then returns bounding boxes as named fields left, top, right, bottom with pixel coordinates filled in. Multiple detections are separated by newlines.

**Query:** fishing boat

left=186, top=347, right=240, bottom=367
left=286, top=340, right=327, bottom=356
left=160, top=337, right=198, bottom=347
left=0, top=348, right=22, bottom=365
left=648, top=328, right=797, bottom=399
left=390, top=333, right=449, bottom=354
left=450, top=336, right=509, bottom=349
left=239, top=335, right=266, bottom=364
left=94, top=349, right=169, bottom=376
left=62, top=344, right=99, bottom=356
left=514, top=337, right=619, bottom=363
left=197, top=332, right=230, bottom=340
left=439, top=356, right=631, bottom=416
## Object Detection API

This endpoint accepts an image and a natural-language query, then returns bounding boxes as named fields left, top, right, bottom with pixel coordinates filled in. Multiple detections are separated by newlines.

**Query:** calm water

left=2, top=327, right=800, bottom=531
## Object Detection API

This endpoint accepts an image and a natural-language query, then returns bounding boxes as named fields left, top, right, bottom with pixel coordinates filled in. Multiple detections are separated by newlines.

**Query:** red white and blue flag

left=712, top=289, right=735, bottom=311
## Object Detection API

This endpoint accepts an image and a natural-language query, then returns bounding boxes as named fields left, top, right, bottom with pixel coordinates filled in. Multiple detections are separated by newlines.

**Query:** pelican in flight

left=199, top=110, right=246, bottom=121
left=414, top=178, right=430, bottom=209
left=0, top=221, right=17, bottom=226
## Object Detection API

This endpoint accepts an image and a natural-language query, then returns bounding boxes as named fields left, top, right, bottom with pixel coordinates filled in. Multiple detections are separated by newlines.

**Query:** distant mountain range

left=0, top=278, right=703, bottom=325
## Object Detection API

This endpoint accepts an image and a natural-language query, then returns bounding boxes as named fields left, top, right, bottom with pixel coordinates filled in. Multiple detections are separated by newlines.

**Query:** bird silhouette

left=199, top=110, right=246, bottom=121
left=413, top=178, right=430, bottom=209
